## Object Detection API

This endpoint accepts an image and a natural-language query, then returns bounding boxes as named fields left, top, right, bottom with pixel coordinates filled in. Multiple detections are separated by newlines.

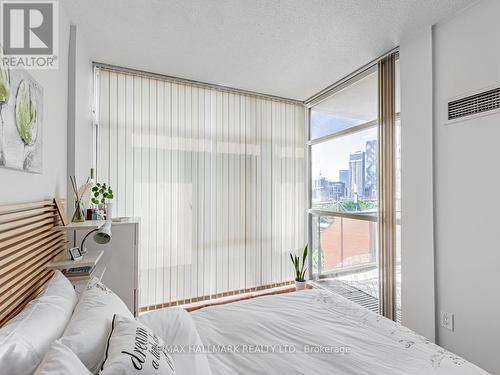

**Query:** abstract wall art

left=0, top=50, right=43, bottom=173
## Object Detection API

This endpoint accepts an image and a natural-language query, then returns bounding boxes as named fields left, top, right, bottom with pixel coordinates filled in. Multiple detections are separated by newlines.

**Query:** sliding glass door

left=308, top=53, right=400, bottom=320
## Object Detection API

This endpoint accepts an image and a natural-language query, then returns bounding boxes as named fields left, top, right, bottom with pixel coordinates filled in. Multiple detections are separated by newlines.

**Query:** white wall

left=0, top=6, right=92, bottom=215
left=73, top=26, right=93, bottom=183
left=433, top=0, right=500, bottom=372
left=400, top=26, right=435, bottom=342
left=67, top=23, right=93, bottom=207
left=402, top=0, right=500, bottom=372
left=0, top=10, right=71, bottom=205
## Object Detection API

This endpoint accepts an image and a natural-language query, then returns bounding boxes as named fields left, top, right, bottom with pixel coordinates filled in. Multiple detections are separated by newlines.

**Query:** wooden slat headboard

left=0, top=199, right=67, bottom=326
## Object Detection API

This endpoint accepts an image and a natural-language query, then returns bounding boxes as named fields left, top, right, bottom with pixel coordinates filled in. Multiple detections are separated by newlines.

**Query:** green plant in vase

left=91, top=183, right=114, bottom=219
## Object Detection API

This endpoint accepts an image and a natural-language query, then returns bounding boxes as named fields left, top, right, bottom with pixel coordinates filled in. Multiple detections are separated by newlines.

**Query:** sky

left=311, top=112, right=377, bottom=181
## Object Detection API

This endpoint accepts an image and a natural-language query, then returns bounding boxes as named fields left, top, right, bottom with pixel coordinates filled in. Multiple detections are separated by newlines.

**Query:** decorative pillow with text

left=100, top=314, right=175, bottom=375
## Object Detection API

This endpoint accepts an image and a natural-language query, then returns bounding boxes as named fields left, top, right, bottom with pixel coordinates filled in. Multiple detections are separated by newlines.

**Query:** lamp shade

left=94, top=220, right=112, bottom=244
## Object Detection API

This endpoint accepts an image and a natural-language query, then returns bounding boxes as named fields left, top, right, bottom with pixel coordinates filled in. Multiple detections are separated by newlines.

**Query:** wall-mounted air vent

left=448, top=87, right=500, bottom=122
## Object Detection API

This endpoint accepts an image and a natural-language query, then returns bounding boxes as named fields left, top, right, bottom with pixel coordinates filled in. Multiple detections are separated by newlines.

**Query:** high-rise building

left=328, top=181, right=345, bottom=201
left=313, top=172, right=329, bottom=202
left=365, top=140, right=377, bottom=199
left=339, top=170, right=349, bottom=197
left=313, top=173, right=345, bottom=202
left=349, top=151, right=365, bottom=198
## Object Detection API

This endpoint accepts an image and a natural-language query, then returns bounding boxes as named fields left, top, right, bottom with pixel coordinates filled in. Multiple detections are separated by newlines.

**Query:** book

left=64, top=274, right=92, bottom=282
left=64, top=265, right=95, bottom=277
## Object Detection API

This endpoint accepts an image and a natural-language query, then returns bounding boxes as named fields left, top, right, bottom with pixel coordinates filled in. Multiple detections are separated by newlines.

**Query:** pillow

left=139, top=308, right=212, bottom=375
left=0, top=270, right=77, bottom=375
left=100, top=314, right=175, bottom=375
left=34, top=341, right=92, bottom=375
left=60, top=278, right=133, bottom=374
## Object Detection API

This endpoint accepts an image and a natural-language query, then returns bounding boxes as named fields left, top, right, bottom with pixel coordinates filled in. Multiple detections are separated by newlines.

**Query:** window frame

left=305, top=51, right=400, bottom=321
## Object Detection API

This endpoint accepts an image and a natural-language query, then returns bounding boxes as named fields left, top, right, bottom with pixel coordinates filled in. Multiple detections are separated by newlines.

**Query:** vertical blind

left=377, top=53, right=397, bottom=320
left=95, top=67, right=306, bottom=309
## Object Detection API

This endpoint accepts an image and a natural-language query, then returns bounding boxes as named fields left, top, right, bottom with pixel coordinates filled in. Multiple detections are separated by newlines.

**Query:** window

left=308, top=54, right=400, bottom=321
left=311, top=126, right=378, bottom=214
left=310, top=71, right=377, bottom=140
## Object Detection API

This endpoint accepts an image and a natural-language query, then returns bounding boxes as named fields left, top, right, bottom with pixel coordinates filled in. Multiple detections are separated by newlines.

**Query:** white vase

left=295, top=280, right=306, bottom=291
left=105, top=202, right=114, bottom=219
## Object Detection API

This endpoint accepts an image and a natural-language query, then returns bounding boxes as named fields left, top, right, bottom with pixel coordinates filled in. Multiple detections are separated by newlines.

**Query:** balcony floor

left=313, top=263, right=401, bottom=322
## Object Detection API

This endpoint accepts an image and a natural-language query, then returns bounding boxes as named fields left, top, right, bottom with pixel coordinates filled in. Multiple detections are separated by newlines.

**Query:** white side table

left=52, top=218, right=140, bottom=316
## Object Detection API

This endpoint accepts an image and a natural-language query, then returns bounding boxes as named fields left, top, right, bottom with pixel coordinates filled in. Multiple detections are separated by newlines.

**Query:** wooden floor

left=184, top=284, right=313, bottom=312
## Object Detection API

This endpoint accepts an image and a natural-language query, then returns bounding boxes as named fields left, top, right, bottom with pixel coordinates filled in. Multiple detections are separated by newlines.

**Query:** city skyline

left=313, top=138, right=378, bottom=204
left=311, top=126, right=377, bottom=183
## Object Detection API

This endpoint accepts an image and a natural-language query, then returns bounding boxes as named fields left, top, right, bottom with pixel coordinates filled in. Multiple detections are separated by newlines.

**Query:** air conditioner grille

left=448, top=87, right=500, bottom=120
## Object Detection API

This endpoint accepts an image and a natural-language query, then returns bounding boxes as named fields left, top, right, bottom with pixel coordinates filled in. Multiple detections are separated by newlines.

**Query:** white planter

left=98, top=202, right=114, bottom=219
left=295, top=280, right=306, bottom=291
left=106, top=202, right=114, bottom=219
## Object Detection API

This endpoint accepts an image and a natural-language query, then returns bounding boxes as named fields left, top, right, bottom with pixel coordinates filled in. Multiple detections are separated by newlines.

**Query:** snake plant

left=290, top=245, right=308, bottom=282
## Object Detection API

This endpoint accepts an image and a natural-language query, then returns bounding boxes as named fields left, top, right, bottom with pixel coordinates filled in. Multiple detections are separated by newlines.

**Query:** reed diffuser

left=69, top=176, right=92, bottom=223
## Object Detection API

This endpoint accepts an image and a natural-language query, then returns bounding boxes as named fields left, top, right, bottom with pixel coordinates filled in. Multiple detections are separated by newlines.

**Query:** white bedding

left=139, top=307, right=212, bottom=375
left=184, top=289, right=488, bottom=375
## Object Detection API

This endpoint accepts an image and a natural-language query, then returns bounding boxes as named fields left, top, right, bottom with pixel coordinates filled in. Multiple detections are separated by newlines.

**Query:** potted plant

left=290, top=245, right=308, bottom=291
left=91, top=183, right=114, bottom=219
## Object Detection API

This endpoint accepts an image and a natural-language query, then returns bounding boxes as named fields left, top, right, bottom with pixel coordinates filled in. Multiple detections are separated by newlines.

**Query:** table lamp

left=80, top=220, right=112, bottom=253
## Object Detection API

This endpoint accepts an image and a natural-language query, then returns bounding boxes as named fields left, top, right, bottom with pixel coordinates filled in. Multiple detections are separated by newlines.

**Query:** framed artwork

left=0, top=52, right=44, bottom=173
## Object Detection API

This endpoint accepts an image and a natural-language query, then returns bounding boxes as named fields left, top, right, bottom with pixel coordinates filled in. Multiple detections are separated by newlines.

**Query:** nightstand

left=52, top=219, right=140, bottom=316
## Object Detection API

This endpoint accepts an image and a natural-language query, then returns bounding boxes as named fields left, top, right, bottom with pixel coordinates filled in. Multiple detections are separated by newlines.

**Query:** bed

left=0, top=199, right=490, bottom=374
left=140, top=289, right=489, bottom=375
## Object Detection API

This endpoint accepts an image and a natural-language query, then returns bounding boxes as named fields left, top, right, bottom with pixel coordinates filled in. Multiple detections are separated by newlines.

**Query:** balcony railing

left=309, top=209, right=378, bottom=279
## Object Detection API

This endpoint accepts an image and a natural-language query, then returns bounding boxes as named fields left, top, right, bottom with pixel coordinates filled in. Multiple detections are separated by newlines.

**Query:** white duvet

left=142, top=290, right=489, bottom=375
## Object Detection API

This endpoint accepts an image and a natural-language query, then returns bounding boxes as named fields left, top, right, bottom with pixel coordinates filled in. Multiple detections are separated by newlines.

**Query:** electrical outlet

left=440, top=311, right=454, bottom=331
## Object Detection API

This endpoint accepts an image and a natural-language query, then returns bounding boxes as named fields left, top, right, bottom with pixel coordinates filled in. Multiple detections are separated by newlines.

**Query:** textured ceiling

left=61, top=0, right=475, bottom=100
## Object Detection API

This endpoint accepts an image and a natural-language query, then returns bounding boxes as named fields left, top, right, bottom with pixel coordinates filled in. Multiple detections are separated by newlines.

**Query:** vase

left=295, top=280, right=306, bottom=291
left=98, top=202, right=113, bottom=219
left=71, top=200, right=85, bottom=223
left=105, top=202, right=114, bottom=219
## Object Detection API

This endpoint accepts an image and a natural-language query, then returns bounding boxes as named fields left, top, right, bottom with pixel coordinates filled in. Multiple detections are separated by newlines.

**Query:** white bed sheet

left=188, top=289, right=489, bottom=375
left=139, top=308, right=212, bottom=375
